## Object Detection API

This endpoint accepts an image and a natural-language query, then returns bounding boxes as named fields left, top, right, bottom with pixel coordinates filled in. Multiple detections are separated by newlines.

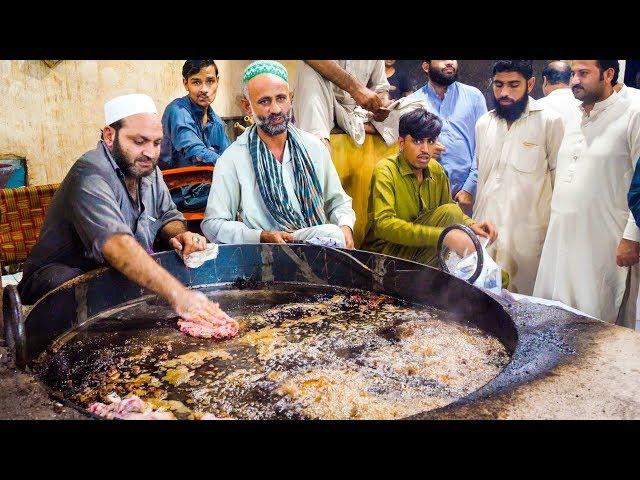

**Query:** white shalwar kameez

left=534, top=91, right=640, bottom=326
left=474, top=97, right=564, bottom=295
left=536, top=87, right=582, bottom=127
left=201, top=128, right=355, bottom=247
left=293, top=60, right=425, bottom=146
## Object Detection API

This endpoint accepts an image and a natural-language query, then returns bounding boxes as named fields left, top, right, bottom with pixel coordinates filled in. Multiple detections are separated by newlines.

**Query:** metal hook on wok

left=3, top=284, right=27, bottom=368
left=322, top=246, right=423, bottom=282
left=323, top=246, right=382, bottom=278
left=319, top=225, right=484, bottom=286
left=436, top=224, right=484, bottom=285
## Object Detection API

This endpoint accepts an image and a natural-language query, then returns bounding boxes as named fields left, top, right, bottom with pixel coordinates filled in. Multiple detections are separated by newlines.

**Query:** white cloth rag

left=305, top=236, right=342, bottom=248
left=180, top=243, right=219, bottom=268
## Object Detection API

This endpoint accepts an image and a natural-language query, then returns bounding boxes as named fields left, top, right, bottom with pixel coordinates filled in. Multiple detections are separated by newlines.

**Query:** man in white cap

left=201, top=61, right=356, bottom=248
left=18, top=93, right=230, bottom=325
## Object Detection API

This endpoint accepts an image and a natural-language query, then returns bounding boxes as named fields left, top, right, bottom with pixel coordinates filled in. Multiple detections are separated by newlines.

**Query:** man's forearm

left=184, top=143, right=221, bottom=165
left=102, top=234, right=187, bottom=307
left=159, top=219, right=188, bottom=244
left=377, top=91, right=390, bottom=103
left=304, top=60, right=361, bottom=97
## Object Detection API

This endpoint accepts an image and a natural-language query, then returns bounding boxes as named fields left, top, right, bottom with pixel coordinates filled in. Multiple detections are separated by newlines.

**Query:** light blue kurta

left=201, top=127, right=355, bottom=246
left=408, top=81, right=487, bottom=197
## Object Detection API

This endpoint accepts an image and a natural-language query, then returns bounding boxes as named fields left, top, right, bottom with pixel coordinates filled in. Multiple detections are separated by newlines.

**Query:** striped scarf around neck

left=248, top=124, right=326, bottom=231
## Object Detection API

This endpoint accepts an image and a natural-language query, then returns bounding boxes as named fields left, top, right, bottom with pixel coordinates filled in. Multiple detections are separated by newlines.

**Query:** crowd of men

left=16, top=59, right=640, bottom=330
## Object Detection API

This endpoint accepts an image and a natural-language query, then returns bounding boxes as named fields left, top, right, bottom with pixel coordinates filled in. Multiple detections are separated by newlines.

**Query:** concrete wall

left=0, top=60, right=299, bottom=186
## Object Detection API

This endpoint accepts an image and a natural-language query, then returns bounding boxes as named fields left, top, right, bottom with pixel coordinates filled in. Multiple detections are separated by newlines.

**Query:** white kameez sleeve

left=623, top=215, right=640, bottom=242
left=368, top=60, right=391, bottom=93
left=622, top=108, right=640, bottom=242
left=201, top=153, right=262, bottom=244
left=320, top=146, right=356, bottom=230
left=545, top=112, right=565, bottom=187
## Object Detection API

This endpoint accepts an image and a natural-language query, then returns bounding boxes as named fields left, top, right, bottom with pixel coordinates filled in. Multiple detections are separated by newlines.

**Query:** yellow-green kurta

left=361, top=152, right=474, bottom=266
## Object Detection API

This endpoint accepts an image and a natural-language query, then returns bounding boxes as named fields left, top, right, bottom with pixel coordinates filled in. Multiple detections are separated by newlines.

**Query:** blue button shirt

left=408, top=81, right=487, bottom=197
left=629, top=159, right=640, bottom=228
left=159, top=95, right=231, bottom=169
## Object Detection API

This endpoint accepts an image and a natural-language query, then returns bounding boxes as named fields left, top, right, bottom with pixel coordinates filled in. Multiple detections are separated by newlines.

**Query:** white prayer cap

left=104, top=93, right=158, bottom=126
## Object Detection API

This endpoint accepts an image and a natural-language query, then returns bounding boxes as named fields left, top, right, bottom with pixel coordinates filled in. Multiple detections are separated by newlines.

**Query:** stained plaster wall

left=0, top=59, right=299, bottom=186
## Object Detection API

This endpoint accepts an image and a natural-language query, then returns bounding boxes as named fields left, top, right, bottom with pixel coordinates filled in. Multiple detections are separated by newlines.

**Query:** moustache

left=266, top=113, right=285, bottom=121
left=135, top=155, right=155, bottom=163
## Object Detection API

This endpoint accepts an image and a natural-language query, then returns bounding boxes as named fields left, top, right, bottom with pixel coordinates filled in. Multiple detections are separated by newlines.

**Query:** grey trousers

left=17, top=263, right=86, bottom=305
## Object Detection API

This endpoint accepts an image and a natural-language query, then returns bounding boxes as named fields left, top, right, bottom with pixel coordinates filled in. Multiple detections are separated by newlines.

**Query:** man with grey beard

left=201, top=61, right=356, bottom=248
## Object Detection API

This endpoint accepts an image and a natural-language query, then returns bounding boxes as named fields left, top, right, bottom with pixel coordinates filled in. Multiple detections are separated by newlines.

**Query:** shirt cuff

left=623, top=213, right=640, bottom=242
left=461, top=179, right=477, bottom=197
left=336, top=213, right=356, bottom=231
left=242, top=228, right=263, bottom=244
left=311, top=129, right=331, bottom=142
left=159, top=211, right=186, bottom=227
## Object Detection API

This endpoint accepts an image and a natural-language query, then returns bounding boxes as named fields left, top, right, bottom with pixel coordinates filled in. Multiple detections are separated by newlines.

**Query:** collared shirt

left=159, top=95, right=231, bottom=168
left=201, top=126, right=355, bottom=244
left=408, top=81, right=487, bottom=197
left=362, top=152, right=473, bottom=252
left=21, top=141, right=184, bottom=282
left=536, top=87, right=582, bottom=127
left=619, top=83, right=640, bottom=105
left=535, top=91, right=640, bottom=322
left=474, top=96, right=564, bottom=295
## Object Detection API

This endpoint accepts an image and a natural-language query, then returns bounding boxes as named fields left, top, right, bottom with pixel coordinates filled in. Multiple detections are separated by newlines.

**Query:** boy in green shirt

left=362, top=108, right=497, bottom=266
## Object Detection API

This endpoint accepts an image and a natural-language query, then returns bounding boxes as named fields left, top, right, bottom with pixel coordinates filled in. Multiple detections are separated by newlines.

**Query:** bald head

left=542, top=61, right=572, bottom=96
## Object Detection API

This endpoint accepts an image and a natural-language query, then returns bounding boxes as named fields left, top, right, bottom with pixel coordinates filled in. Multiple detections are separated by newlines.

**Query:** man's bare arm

left=304, top=61, right=361, bottom=94
left=158, top=219, right=188, bottom=244
left=304, top=60, right=383, bottom=113
left=102, top=233, right=223, bottom=321
left=103, top=233, right=189, bottom=307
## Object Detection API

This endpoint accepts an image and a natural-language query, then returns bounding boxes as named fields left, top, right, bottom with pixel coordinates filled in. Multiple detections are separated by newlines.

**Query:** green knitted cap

left=242, top=60, right=288, bottom=84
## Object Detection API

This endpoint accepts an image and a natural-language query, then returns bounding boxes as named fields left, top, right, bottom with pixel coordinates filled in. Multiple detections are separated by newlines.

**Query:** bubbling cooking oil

left=36, top=284, right=510, bottom=420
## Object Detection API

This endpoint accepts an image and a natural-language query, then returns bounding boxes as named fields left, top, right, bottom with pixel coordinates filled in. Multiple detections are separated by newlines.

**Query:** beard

left=493, top=92, right=529, bottom=122
left=254, top=109, right=292, bottom=136
left=429, top=67, right=458, bottom=87
left=571, top=82, right=605, bottom=104
left=111, top=133, right=157, bottom=178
